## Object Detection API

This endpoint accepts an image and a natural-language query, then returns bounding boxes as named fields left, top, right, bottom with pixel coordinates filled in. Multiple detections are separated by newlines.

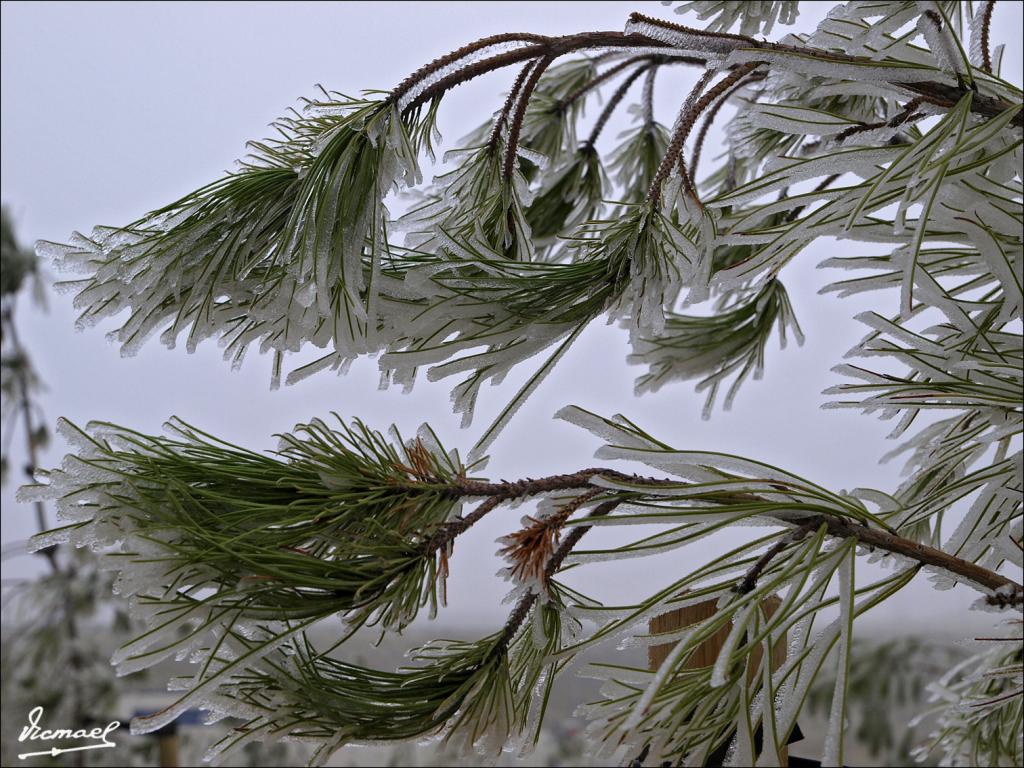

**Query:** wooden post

left=155, top=722, right=180, bottom=768
left=648, top=597, right=788, bottom=766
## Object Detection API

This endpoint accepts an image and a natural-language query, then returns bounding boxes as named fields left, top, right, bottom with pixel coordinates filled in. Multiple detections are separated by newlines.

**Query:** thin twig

left=559, top=55, right=653, bottom=109
left=798, top=515, right=1024, bottom=605
left=834, top=96, right=927, bottom=143
left=389, top=32, right=551, bottom=104
left=488, top=60, right=538, bottom=153
left=504, top=54, right=555, bottom=179
left=498, top=488, right=605, bottom=582
left=544, top=499, right=622, bottom=577
left=401, top=32, right=688, bottom=113
left=649, top=69, right=715, bottom=205
left=641, top=64, right=657, bottom=127
left=395, top=16, right=1020, bottom=125
left=2, top=306, right=55, bottom=568
left=733, top=522, right=817, bottom=594
left=3, top=301, right=86, bottom=766
left=631, top=11, right=1021, bottom=125
left=493, top=499, right=622, bottom=653
left=649, top=63, right=762, bottom=205
left=980, top=0, right=995, bottom=74
left=402, top=464, right=1022, bottom=607
left=628, top=12, right=760, bottom=47
left=583, top=63, right=653, bottom=148
left=688, top=71, right=764, bottom=184
left=784, top=173, right=842, bottom=222
left=445, top=467, right=647, bottom=498
left=420, top=496, right=506, bottom=556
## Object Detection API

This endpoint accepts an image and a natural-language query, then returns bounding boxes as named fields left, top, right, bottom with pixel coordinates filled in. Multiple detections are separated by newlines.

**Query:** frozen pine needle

left=20, top=2, right=1024, bottom=765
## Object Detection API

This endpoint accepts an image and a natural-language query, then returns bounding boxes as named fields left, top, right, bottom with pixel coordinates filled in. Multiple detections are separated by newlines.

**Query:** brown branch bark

left=583, top=62, right=653, bottom=148
left=734, top=522, right=817, bottom=594
left=688, top=71, right=764, bottom=183
left=442, top=467, right=642, bottom=498
left=419, top=495, right=506, bottom=556
left=980, top=1, right=995, bottom=74
left=642, top=64, right=657, bottom=127
left=389, top=32, right=552, bottom=104
left=544, top=499, right=622, bottom=576
left=802, top=515, right=1023, bottom=605
left=630, top=11, right=1022, bottom=127
left=834, top=96, right=927, bottom=143
left=398, top=467, right=1023, bottom=607
left=559, top=55, right=653, bottom=109
left=784, top=172, right=842, bottom=223
left=392, top=13, right=1019, bottom=134
left=628, top=12, right=758, bottom=47
left=649, top=63, right=763, bottom=205
left=504, top=53, right=555, bottom=179
left=487, top=60, right=537, bottom=153
left=399, top=32, right=697, bottom=113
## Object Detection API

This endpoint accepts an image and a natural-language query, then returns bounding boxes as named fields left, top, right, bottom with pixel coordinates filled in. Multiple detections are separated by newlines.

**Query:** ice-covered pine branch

left=37, top=1, right=1020, bottom=452
left=25, top=1, right=1024, bottom=765
left=21, top=403, right=1022, bottom=762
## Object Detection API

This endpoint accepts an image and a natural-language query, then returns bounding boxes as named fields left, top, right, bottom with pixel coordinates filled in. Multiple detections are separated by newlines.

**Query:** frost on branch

left=40, top=96, right=429, bottom=383
left=666, top=1, right=800, bottom=37
left=628, top=277, right=804, bottom=417
left=24, top=2, right=1024, bottom=764
left=916, top=620, right=1024, bottom=767
left=19, top=415, right=471, bottom=687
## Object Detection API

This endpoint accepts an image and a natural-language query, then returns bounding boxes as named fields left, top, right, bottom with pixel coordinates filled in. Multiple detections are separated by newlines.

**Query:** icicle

left=821, top=551, right=854, bottom=767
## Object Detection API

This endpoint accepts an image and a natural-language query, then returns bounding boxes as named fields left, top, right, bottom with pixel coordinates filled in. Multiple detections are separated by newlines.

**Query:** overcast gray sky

left=2, top=1, right=1021, bottom=634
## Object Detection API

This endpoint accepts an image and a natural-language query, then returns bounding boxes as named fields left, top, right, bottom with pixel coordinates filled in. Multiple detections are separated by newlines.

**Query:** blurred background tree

left=2, top=206, right=122, bottom=765
left=2, top=209, right=314, bottom=767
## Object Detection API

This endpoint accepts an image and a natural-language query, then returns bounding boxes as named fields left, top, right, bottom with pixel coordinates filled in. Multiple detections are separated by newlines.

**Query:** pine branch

left=583, top=63, right=653, bottom=149
left=649, top=62, right=763, bottom=205
left=447, top=467, right=642, bottom=498
left=504, top=54, right=555, bottom=179
left=629, top=11, right=1023, bottom=126
left=641, top=63, right=657, bottom=127
left=487, top=59, right=537, bottom=153
left=495, top=498, right=622, bottom=652
left=389, top=32, right=552, bottom=104
left=400, top=31, right=701, bottom=112
left=558, top=55, right=655, bottom=110
left=417, top=496, right=505, bottom=558
left=833, top=96, right=926, bottom=144
left=544, top=499, right=622, bottom=576
left=34, top=409, right=1015, bottom=614
left=688, top=71, right=763, bottom=183
left=431, top=461, right=1024, bottom=604
left=498, top=488, right=605, bottom=582
left=28, top=4, right=1024, bottom=761
left=733, top=521, right=817, bottom=594
left=803, top=516, right=1024, bottom=605
left=628, top=11, right=762, bottom=47
left=980, top=0, right=995, bottom=74
left=3, top=307, right=51, bottom=544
